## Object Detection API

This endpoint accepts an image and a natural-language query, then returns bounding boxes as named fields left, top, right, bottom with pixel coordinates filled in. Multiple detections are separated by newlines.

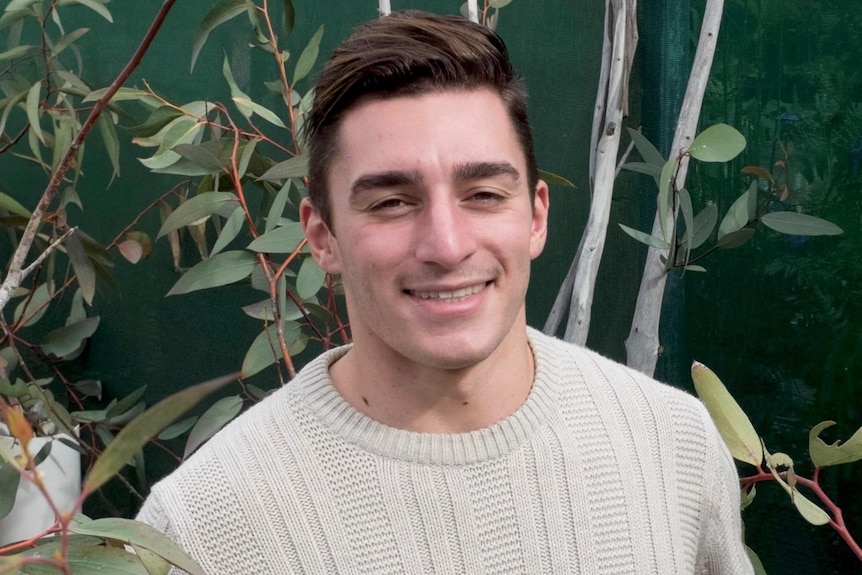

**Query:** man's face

left=302, top=88, right=549, bottom=371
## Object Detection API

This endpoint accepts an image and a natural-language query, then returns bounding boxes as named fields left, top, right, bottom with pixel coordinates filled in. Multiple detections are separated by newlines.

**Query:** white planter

left=0, top=432, right=81, bottom=546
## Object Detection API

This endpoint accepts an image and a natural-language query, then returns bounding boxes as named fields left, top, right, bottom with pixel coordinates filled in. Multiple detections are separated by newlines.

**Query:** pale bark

left=544, top=0, right=637, bottom=344
left=467, top=0, right=479, bottom=23
left=624, top=0, right=725, bottom=375
left=378, top=0, right=391, bottom=17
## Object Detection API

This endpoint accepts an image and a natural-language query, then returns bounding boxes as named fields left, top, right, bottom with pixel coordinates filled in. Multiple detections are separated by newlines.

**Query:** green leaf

left=620, top=162, right=662, bottom=179
left=105, top=385, right=148, bottom=420
left=266, top=185, right=290, bottom=233
left=211, top=206, right=246, bottom=256
left=618, top=223, right=670, bottom=250
left=222, top=55, right=254, bottom=120
left=241, top=321, right=306, bottom=378
left=809, top=421, right=862, bottom=468
left=0, top=554, right=24, bottom=575
left=167, top=250, right=257, bottom=296
left=42, top=316, right=100, bottom=358
left=157, top=192, right=239, bottom=239
left=66, top=231, right=97, bottom=305
left=191, top=0, right=247, bottom=72
left=158, top=416, right=198, bottom=441
left=25, top=80, right=44, bottom=145
left=715, top=228, right=755, bottom=249
left=13, top=282, right=51, bottom=327
left=83, top=86, right=155, bottom=104
left=760, top=211, right=843, bottom=236
left=678, top=187, right=694, bottom=266
left=691, top=361, right=762, bottom=466
left=68, top=0, right=113, bottom=23
left=0, top=44, right=32, bottom=61
left=746, top=546, right=767, bottom=575
left=764, top=448, right=831, bottom=526
left=83, top=373, right=236, bottom=495
left=626, top=128, right=665, bottom=168
left=183, top=395, right=243, bottom=458
left=247, top=222, right=305, bottom=253
left=687, top=123, right=746, bottom=162
left=281, top=0, right=296, bottom=36
left=690, top=203, right=717, bottom=250
left=538, top=169, right=575, bottom=188
left=657, top=157, right=676, bottom=240
left=489, top=0, right=514, bottom=7
left=0, top=190, right=31, bottom=217
left=173, top=142, right=227, bottom=172
left=257, top=153, right=308, bottom=181
left=718, top=183, right=756, bottom=240
left=53, top=27, right=89, bottom=56
left=293, top=25, right=324, bottom=85
left=98, top=114, right=121, bottom=179
left=684, top=264, right=707, bottom=272
left=296, top=256, right=325, bottom=299
left=70, top=517, right=206, bottom=574
left=0, top=460, right=21, bottom=520
left=233, top=97, right=286, bottom=128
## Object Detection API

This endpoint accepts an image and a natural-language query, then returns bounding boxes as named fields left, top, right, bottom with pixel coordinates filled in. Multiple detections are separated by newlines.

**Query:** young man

left=137, top=11, right=753, bottom=574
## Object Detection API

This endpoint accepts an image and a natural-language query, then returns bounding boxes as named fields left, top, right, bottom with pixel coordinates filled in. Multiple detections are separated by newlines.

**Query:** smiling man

left=137, top=10, right=753, bottom=574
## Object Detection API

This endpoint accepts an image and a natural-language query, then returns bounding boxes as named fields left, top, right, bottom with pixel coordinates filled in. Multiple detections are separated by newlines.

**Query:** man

left=137, top=10, right=753, bottom=574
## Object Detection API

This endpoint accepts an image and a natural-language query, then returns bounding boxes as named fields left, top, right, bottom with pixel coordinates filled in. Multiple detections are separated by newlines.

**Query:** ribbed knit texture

left=137, top=329, right=753, bottom=574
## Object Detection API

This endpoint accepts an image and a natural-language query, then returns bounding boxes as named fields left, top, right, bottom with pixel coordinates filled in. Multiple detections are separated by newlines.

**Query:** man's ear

left=300, top=198, right=342, bottom=274
left=529, top=179, right=550, bottom=260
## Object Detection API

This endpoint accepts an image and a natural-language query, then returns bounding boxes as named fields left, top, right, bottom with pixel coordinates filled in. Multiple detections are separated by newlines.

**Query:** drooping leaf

left=715, top=228, right=755, bottom=250
left=717, top=183, right=756, bottom=240
left=191, top=0, right=247, bottom=72
left=52, top=27, right=89, bottom=56
left=293, top=25, right=324, bottom=85
left=241, top=321, right=306, bottom=378
left=538, top=169, right=575, bottom=188
left=489, top=0, right=514, bottom=7
left=257, top=153, right=308, bottom=181
left=687, top=123, right=746, bottom=163
left=83, top=86, right=155, bottom=104
left=0, top=189, right=31, bottom=217
left=746, top=546, right=767, bottom=575
left=0, top=44, right=32, bottom=61
left=690, top=203, right=718, bottom=250
left=25, top=80, right=44, bottom=145
left=83, top=373, right=237, bottom=495
left=626, top=127, right=665, bottom=168
left=760, top=212, right=843, bottom=236
left=211, top=206, right=246, bottom=256
left=98, top=114, right=121, bottom=179
left=166, top=250, right=257, bottom=296
left=118, top=239, right=143, bottom=264
left=620, top=162, right=662, bottom=179
left=741, top=166, right=772, bottom=181
left=618, top=223, right=670, bottom=250
left=13, top=282, right=51, bottom=328
left=691, top=361, right=762, bottom=466
left=105, top=385, right=148, bottom=420
left=657, top=157, right=676, bottom=240
left=41, top=316, right=100, bottom=358
left=281, top=0, right=296, bottom=36
left=173, top=142, right=227, bottom=172
left=0, top=460, right=21, bottom=520
left=183, top=395, right=243, bottom=458
left=764, top=447, right=831, bottom=526
left=266, top=185, right=291, bottom=233
left=157, top=192, right=239, bottom=239
left=158, top=416, right=198, bottom=441
left=232, top=97, right=286, bottom=128
left=296, top=257, right=325, bottom=299
left=66, top=231, right=97, bottom=305
left=247, top=222, right=305, bottom=253
left=678, top=187, right=694, bottom=266
left=809, top=421, right=862, bottom=468
left=222, top=56, right=253, bottom=120
left=68, top=0, right=113, bottom=22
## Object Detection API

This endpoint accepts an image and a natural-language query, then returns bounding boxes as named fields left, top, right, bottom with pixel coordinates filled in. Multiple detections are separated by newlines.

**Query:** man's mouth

left=406, top=281, right=491, bottom=301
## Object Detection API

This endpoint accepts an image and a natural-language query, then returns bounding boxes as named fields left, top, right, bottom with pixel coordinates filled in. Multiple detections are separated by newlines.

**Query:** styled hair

left=306, top=10, right=537, bottom=228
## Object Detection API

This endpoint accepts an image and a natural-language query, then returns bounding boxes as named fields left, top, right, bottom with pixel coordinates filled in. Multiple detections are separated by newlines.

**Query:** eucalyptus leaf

left=13, top=282, right=51, bottom=328
left=25, top=80, right=44, bottom=145
left=241, top=321, right=306, bottom=378
left=296, top=256, right=325, bottom=300
left=293, top=25, right=324, bottom=85
left=809, top=421, right=862, bottom=468
left=211, top=206, right=246, bottom=256
left=0, top=189, right=31, bottom=216
left=98, top=114, right=121, bottom=179
left=281, top=0, right=296, bottom=36
left=538, top=169, right=575, bottom=188
left=626, top=128, right=665, bottom=168
left=105, top=385, right=148, bottom=420
left=620, top=162, right=662, bottom=179
left=691, top=361, right=762, bottom=466
left=191, top=0, right=247, bottom=72
left=166, top=250, right=257, bottom=296
left=158, top=416, right=198, bottom=441
left=83, top=86, right=155, bottom=104
left=183, top=396, right=243, bottom=458
left=760, top=212, right=843, bottom=236
left=0, top=461, right=21, bottom=520
left=258, top=153, right=308, bottom=181
left=68, top=0, right=113, bottom=22
left=690, top=203, right=718, bottom=250
left=0, top=44, right=32, bottom=61
left=716, top=228, right=755, bottom=250
left=83, top=374, right=236, bottom=495
left=717, top=185, right=755, bottom=240
left=266, top=185, right=291, bottom=233
left=173, top=143, right=226, bottom=172
left=657, top=157, right=676, bottom=240
left=41, top=316, right=100, bottom=358
left=618, top=223, right=670, bottom=250
left=157, top=192, right=239, bottom=239
left=678, top=188, right=694, bottom=266
left=247, top=222, right=305, bottom=253
left=66, top=231, right=96, bottom=305
left=687, top=123, right=746, bottom=162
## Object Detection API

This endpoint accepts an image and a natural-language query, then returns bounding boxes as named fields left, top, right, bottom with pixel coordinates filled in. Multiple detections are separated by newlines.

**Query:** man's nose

left=413, top=199, right=477, bottom=268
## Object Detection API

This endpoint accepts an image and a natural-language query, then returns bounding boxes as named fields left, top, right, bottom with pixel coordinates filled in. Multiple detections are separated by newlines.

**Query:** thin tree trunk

left=544, top=0, right=637, bottom=344
left=467, top=0, right=479, bottom=23
left=625, top=0, right=725, bottom=375
left=378, top=0, right=391, bottom=17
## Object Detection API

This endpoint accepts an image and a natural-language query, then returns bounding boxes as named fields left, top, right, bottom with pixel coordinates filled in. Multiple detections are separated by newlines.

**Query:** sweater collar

left=295, top=328, right=563, bottom=465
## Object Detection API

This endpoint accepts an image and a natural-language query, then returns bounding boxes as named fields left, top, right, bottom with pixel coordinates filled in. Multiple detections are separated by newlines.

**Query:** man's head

left=306, top=10, right=538, bottom=229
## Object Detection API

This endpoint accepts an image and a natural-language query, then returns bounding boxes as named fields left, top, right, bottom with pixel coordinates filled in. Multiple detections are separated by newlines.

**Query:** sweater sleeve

left=135, top=491, right=192, bottom=575
left=696, top=405, right=755, bottom=574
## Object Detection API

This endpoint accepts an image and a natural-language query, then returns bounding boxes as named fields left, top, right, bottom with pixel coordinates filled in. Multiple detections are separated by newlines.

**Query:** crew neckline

left=295, top=328, right=563, bottom=466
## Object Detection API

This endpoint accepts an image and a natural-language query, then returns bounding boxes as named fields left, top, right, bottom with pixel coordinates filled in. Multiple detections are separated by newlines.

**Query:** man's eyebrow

left=350, top=170, right=423, bottom=196
left=454, top=161, right=520, bottom=183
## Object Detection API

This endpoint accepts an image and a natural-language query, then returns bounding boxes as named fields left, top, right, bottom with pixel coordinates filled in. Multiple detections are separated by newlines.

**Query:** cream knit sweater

left=137, top=329, right=753, bottom=574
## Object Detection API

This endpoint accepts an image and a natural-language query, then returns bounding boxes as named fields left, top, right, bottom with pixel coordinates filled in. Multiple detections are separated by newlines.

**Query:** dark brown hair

left=306, top=10, right=537, bottom=228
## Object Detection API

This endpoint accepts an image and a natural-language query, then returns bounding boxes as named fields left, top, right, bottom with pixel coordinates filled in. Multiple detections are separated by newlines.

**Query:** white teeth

left=415, top=283, right=486, bottom=300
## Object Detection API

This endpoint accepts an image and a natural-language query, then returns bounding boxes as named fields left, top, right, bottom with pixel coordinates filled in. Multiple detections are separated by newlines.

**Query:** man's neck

left=328, top=328, right=535, bottom=434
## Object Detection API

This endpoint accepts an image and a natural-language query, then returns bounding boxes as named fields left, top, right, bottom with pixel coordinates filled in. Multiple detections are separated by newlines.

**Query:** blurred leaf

left=83, top=373, right=236, bottom=495
left=118, top=239, right=144, bottom=264
left=742, top=166, right=772, bottom=181
left=760, top=212, right=843, bottom=236
left=687, top=123, right=746, bottom=162
left=157, top=192, right=239, bottom=239
left=98, top=114, right=121, bottom=179
left=717, top=184, right=755, bottom=240
left=538, top=169, right=575, bottom=188
left=691, top=361, right=762, bottom=466
left=83, top=86, right=155, bottom=105
left=0, top=44, right=32, bottom=61
left=72, top=379, right=102, bottom=399
left=809, top=421, right=862, bottom=468
left=19, top=540, right=149, bottom=574
left=0, top=554, right=24, bottom=574
left=746, top=546, right=767, bottom=575
left=690, top=203, right=717, bottom=250
left=296, top=257, right=325, bottom=299
left=68, top=0, right=113, bottom=22
left=618, top=223, right=670, bottom=250
left=131, top=544, right=171, bottom=575
left=183, top=396, right=243, bottom=458
left=42, top=316, right=100, bottom=358
left=211, top=206, right=246, bottom=256
left=626, top=128, right=665, bottom=168
left=166, top=250, right=257, bottom=296
left=157, top=416, right=198, bottom=441
left=173, top=142, right=227, bottom=172
left=52, top=27, right=89, bottom=56
left=740, top=485, right=756, bottom=510
left=66, top=231, right=96, bottom=305
left=13, top=282, right=51, bottom=328
left=293, top=25, right=324, bottom=85
left=0, top=460, right=21, bottom=520
left=715, top=228, right=755, bottom=249
left=620, top=162, right=661, bottom=179
left=281, top=0, right=296, bottom=36
left=678, top=187, right=694, bottom=266
left=191, top=0, right=247, bottom=72
left=247, top=222, right=305, bottom=253
left=257, top=153, right=308, bottom=181
left=241, top=321, right=306, bottom=378
left=25, top=80, right=44, bottom=145
left=106, top=386, right=147, bottom=420
left=0, top=190, right=31, bottom=217
left=489, top=0, right=513, bottom=7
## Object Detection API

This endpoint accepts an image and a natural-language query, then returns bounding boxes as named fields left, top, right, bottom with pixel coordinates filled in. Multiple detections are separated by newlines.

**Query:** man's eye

left=469, top=190, right=505, bottom=203
left=369, top=198, right=408, bottom=212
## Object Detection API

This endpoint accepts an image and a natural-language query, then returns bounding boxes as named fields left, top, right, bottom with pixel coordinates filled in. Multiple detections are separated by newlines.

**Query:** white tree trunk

left=467, top=0, right=479, bottom=23
left=378, top=0, right=391, bottom=17
left=625, top=0, right=725, bottom=375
